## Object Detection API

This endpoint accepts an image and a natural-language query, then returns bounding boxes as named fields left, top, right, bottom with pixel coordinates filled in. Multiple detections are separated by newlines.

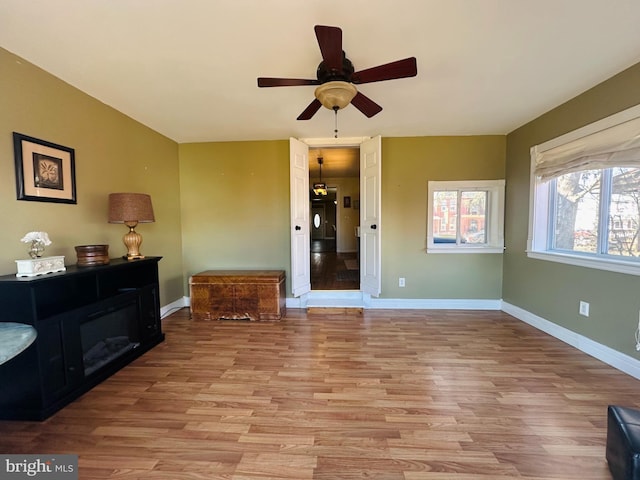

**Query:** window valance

left=532, top=114, right=640, bottom=181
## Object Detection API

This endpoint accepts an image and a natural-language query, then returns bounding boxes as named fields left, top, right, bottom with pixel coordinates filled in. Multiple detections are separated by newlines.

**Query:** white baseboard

left=502, top=301, right=640, bottom=381
left=369, top=298, right=502, bottom=310
left=161, top=296, right=189, bottom=318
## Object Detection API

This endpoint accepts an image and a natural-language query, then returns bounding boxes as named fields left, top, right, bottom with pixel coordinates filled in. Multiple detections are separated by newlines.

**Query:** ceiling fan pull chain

left=334, top=106, right=339, bottom=138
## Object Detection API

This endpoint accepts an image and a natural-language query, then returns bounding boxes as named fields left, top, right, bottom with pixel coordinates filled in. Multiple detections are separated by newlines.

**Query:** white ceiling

left=2, top=0, right=640, bottom=146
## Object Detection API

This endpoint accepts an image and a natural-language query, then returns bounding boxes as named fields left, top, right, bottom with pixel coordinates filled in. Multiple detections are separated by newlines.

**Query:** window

left=528, top=104, right=640, bottom=275
left=427, top=180, right=505, bottom=253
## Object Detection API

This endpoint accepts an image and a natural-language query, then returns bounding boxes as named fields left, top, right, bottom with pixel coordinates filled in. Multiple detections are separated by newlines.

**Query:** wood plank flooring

left=310, top=240, right=359, bottom=290
left=1, top=307, right=638, bottom=479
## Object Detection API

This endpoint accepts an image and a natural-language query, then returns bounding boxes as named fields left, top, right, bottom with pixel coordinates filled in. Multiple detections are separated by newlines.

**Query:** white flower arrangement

left=21, top=231, right=52, bottom=259
left=21, top=231, right=52, bottom=246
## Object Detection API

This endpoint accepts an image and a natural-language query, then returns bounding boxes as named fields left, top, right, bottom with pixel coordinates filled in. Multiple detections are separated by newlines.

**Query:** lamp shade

left=108, top=193, right=155, bottom=223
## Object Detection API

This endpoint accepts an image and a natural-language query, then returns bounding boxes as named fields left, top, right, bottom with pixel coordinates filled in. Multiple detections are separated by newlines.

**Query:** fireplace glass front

left=80, top=300, right=140, bottom=377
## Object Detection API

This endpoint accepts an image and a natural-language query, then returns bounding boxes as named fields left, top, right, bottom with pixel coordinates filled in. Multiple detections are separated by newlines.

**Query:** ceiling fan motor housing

left=316, top=51, right=354, bottom=83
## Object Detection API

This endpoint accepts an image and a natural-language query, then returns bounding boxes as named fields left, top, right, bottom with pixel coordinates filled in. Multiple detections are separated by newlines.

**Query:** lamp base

left=123, top=254, right=146, bottom=261
left=122, top=224, right=145, bottom=260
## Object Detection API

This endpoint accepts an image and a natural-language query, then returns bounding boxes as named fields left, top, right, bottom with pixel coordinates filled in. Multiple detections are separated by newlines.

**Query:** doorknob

left=295, top=225, right=301, bottom=231
left=371, top=224, right=377, bottom=230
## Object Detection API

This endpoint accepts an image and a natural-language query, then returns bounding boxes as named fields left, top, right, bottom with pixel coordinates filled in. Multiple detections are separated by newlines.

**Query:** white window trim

left=527, top=103, right=640, bottom=276
left=427, top=179, right=505, bottom=254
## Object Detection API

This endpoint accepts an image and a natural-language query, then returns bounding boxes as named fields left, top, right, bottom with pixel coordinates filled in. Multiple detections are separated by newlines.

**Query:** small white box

left=16, top=256, right=66, bottom=277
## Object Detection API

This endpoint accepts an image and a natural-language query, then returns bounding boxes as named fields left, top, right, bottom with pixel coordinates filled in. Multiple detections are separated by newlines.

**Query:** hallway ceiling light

left=313, top=157, right=328, bottom=196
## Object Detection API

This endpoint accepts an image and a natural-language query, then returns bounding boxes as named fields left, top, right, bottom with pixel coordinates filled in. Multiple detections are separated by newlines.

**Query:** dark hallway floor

left=310, top=239, right=359, bottom=290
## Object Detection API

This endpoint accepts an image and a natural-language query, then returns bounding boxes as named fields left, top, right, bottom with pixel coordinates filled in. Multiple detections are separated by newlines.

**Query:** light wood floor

left=1, top=307, right=638, bottom=479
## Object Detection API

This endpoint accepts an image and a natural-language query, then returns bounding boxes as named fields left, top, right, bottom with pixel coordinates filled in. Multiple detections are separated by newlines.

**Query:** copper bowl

left=75, top=245, right=109, bottom=267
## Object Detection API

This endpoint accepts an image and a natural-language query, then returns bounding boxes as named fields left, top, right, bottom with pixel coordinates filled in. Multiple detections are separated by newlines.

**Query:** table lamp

left=108, top=193, right=155, bottom=260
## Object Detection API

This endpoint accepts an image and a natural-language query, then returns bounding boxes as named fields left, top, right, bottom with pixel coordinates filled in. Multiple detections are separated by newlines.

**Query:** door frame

left=291, top=136, right=381, bottom=297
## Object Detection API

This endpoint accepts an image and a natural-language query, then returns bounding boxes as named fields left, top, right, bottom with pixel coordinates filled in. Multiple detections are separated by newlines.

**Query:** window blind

left=533, top=115, right=640, bottom=181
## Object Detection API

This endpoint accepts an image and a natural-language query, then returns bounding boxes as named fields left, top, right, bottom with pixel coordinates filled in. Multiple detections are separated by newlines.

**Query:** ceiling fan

left=257, top=25, right=417, bottom=120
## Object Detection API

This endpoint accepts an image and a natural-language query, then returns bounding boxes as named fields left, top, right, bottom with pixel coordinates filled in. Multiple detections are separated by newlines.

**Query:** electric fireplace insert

left=80, top=296, right=140, bottom=377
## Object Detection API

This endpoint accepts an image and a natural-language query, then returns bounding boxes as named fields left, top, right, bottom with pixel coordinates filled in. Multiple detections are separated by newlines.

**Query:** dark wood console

left=0, top=257, right=163, bottom=420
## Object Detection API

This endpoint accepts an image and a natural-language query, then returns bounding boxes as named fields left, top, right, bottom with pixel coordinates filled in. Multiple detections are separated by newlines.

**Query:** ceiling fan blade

left=258, top=77, right=320, bottom=87
left=297, top=98, right=323, bottom=120
left=314, top=25, right=343, bottom=71
left=350, top=92, right=383, bottom=118
left=352, top=57, right=417, bottom=84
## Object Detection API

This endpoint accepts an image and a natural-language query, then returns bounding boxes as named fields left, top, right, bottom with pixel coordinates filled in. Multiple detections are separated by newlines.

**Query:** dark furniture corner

left=607, top=405, right=640, bottom=480
left=0, top=257, right=164, bottom=421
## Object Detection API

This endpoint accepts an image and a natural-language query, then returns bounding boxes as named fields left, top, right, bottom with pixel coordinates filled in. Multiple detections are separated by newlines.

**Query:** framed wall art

left=13, top=132, right=77, bottom=204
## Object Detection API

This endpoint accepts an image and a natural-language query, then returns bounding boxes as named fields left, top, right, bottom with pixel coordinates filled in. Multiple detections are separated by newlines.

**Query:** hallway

left=310, top=239, right=359, bottom=290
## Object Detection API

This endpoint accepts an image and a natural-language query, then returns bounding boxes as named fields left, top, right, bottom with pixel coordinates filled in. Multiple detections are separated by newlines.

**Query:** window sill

left=427, top=246, right=504, bottom=254
left=527, top=250, right=640, bottom=276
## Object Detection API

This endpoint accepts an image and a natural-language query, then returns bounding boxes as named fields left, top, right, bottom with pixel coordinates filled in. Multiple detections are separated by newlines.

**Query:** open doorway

left=289, top=136, right=381, bottom=299
left=309, top=147, right=360, bottom=290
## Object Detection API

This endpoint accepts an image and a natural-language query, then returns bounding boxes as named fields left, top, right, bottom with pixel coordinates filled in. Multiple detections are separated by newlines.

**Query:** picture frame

left=344, top=196, right=351, bottom=208
left=13, top=132, right=77, bottom=204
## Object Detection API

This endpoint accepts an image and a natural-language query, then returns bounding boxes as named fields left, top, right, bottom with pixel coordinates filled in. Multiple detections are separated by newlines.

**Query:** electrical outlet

left=399, top=277, right=405, bottom=287
left=579, top=301, right=590, bottom=317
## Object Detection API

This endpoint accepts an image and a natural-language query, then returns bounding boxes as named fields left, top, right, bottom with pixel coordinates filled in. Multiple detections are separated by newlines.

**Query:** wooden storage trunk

left=189, top=270, right=286, bottom=321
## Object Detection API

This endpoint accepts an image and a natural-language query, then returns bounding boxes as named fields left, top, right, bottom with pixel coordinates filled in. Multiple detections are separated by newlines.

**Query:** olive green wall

left=504, top=62, right=640, bottom=356
left=179, top=136, right=506, bottom=299
left=178, top=141, right=291, bottom=286
left=382, top=136, right=505, bottom=298
left=0, top=48, right=184, bottom=306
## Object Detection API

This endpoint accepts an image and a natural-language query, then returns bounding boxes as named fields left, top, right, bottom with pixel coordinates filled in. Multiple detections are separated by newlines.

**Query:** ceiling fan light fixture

left=314, top=81, right=357, bottom=111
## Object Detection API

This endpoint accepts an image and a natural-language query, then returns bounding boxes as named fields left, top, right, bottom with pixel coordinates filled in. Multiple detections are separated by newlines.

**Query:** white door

left=360, top=135, right=382, bottom=296
left=289, top=137, right=311, bottom=296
